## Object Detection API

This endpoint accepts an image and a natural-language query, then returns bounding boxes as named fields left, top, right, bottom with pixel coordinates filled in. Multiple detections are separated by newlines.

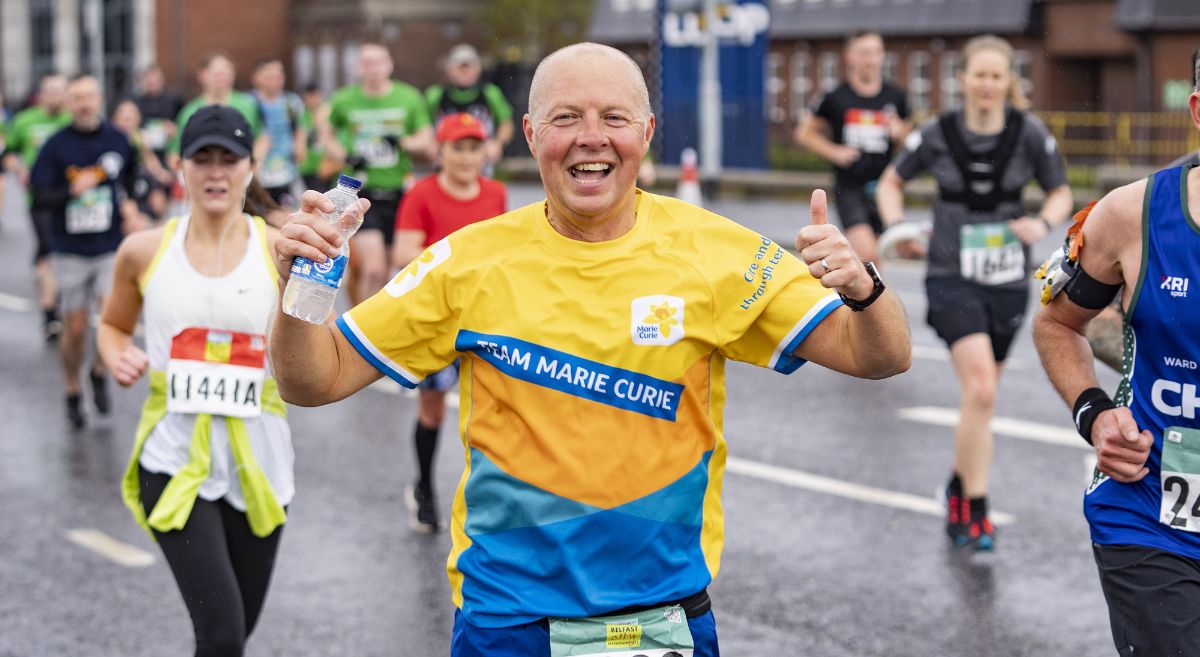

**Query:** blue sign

left=658, top=0, right=769, bottom=169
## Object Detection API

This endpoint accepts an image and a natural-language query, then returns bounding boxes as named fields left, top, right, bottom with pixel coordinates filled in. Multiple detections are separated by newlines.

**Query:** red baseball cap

left=436, top=113, right=487, bottom=143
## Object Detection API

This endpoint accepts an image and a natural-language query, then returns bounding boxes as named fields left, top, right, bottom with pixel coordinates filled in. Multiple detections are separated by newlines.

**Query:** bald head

left=39, top=74, right=68, bottom=112
left=527, top=43, right=650, bottom=122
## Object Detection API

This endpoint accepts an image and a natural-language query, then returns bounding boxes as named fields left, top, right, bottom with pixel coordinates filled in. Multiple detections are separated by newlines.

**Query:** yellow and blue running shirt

left=337, top=191, right=842, bottom=628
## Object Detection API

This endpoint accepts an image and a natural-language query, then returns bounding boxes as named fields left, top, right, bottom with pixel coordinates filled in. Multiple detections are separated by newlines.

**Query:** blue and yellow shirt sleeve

left=713, top=231, right=842, bottom=374
left=336, top=237, right=461, bottom=387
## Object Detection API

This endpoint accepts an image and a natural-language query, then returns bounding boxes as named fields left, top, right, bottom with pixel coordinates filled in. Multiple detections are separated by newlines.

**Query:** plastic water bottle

left=282, top=174, right=363, bottom=323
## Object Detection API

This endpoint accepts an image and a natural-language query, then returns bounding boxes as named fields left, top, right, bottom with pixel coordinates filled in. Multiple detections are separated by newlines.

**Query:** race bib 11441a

left=166, top=327, right=266, bottom=418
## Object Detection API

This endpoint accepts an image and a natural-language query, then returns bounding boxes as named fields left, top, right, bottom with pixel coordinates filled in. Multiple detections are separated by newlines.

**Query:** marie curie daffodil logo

left=643, top=301, right=679, bottom=338
left=385, top=239, right=451, bottom=299
left=631, top=295, right=685, bottom=346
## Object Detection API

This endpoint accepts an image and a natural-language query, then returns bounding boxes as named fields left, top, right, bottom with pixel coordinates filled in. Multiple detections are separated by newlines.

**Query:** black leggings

left=140, top=468, right=284, bottom=657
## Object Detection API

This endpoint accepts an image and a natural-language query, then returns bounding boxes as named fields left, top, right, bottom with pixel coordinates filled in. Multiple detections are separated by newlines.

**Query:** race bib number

left=258, top=154, right=295, bottom=188
left=66, top=186, right=114, bottom=235
left=1160, top=426, right=1200, bottom=533
left=548, top=605, right=694, bottom=657
left=142, top=119, right=168, bottom=151
left=166, top=328, right=266, bottom=418
left=960, top=222, right=1025, bottom=285
left=843, top=108, right=891, bottom=154
left=353, top=133, right=399, bottom=168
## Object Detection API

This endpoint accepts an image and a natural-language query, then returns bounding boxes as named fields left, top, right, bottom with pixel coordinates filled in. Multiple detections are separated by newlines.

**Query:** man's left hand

left=797, top=189, right=873, bottom=300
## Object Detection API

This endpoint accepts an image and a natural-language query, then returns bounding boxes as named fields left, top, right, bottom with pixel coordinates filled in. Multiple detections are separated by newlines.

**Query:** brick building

left=591, top=0, right=1200, bottom=146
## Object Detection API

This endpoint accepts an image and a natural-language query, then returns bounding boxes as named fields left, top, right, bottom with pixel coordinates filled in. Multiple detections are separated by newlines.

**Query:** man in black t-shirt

left=795, top=30, right=910, bottom=263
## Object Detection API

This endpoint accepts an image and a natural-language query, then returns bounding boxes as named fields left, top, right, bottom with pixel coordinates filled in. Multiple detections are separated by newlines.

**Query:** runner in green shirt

left=298, top=83, right=329, bottom=191
left=3, top=74, right=72, bottom=342
left=167, top=52, right=266, bottom=169
left=326, top=42, right=433, bottom=306
left=425, top=44, right=514, bottom=168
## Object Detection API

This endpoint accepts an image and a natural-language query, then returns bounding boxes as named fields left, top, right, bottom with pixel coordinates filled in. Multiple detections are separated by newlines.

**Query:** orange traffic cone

left=676, top=147, right=703, bottom=207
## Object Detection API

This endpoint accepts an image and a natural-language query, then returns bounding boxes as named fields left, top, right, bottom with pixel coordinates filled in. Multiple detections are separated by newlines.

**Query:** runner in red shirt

left=392, top=112, right=506, bottom=532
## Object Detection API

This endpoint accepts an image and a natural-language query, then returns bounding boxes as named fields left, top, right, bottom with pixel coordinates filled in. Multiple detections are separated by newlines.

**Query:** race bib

left=166, top=327, right=266, bottom=418
left=66, top=186, right=114, bottom=235
left=960, top=222, right=1024, bottom=285
left=1160, top=426, right=1200, bottom=532
left=258, top=154, right=295, bottom=188
left=842, top=108, right=891, bottom=154
left=142, top=119, right=168, bottom=151
left=548, top=605, right=694, bottom=657
left=353, top=132, right=399, bottom=168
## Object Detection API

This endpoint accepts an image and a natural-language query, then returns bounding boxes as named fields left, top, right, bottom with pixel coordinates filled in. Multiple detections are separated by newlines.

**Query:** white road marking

left=726, top=456, right=1016, bottom=526
left=66, top=529, right=155, bottom=567
left=0, top=291, right=34, bottom=313
left=898, top=406, right=1086, bottom=450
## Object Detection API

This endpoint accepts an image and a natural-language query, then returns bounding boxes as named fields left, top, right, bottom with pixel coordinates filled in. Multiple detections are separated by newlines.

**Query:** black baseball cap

left=180, top=104, right=253, bottom=159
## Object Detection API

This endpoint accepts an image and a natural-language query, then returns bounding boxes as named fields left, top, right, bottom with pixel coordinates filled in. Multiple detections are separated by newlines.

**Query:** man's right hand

left=828, top=145, right=862, bottom=169
left=273, top=190, right=370, bottom=280
left=1092, top=406, right=1154, bottom=483
left=69, top=169, right=104, bottom=197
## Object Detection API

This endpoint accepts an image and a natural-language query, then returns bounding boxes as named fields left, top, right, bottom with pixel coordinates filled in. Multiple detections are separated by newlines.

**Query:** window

left=1013, top=49, right=1034, bottom=100
left=940, top=50, right=961, bottom=111
left=908, top=51, right=931, bottom=114
left=818, top=51, right=840, bottom=95
left=791, top=51, right=813, bottom=118
left=766, top=52, right=785, bottom=123
left=883, top=51, right=898, bottom=82
left=318, top=44, right=337, bottom=93
left=101, top=0, right=135, bottom=102
left=293, top=45, right=315, bottom=89
left=341, top=43, right=359, bottom=87
left=31, top=0, right=56, bottom=83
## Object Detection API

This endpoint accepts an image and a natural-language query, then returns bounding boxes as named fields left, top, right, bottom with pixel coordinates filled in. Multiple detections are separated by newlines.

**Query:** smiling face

left=524, top=47, right=653, bottom=233
left=182, top=145, right=252, bottom=218
left=961, top=47, right=1012, bottom=114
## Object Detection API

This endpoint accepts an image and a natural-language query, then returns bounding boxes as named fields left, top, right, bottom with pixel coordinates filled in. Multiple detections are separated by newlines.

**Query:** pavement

left=0, top=178, right=1122, bottom=656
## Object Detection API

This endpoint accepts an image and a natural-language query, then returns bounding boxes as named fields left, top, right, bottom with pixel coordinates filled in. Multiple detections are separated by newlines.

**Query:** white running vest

left=138, top=215, right=294, bottom=510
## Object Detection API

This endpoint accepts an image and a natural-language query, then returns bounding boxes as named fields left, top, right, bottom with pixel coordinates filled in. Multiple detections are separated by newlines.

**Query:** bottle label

left=290, top=254, right=348, bottom=289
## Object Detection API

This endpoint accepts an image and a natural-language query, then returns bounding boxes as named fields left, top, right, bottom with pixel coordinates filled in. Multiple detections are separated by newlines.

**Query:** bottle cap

left=337, top=174, right=363, bottom=191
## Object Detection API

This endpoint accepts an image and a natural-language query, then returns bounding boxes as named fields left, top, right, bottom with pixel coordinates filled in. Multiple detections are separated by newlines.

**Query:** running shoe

left=66, top=393, right=86, bottom=430
left=944, top=475, right=995, bottom=552
left=405, top=484, right=440, bottom=534
left=90, top=371, right=110, bottom=416
left=43, top=310, right=62, bottom=345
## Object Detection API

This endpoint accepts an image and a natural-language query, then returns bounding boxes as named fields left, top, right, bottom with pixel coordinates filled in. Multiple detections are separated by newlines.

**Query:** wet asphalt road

left=0, top=179, right=1123, bottom=656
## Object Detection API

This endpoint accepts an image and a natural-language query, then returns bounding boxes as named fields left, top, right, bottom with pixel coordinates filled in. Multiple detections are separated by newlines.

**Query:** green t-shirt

left=328, top=82, right=431, bottom=191
left=298, top=108, right=323, bottom=177
left=170, top=91, right=264, bottom=155
left=7, top=106, right=71, bottom=167
left=425, top=82, right=513, bottom=130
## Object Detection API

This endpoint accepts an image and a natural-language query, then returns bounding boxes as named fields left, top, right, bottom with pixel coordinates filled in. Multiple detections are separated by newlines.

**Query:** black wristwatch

left=839, top=261, right=886, bottom=311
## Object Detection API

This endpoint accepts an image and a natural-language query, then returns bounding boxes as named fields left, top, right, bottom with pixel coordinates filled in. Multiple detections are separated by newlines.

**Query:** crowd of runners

left=3, top=30, right=1199, bottom=657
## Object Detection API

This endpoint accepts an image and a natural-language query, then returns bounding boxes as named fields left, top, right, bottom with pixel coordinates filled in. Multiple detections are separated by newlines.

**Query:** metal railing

left=1025, top=111, right=1197, bottom=165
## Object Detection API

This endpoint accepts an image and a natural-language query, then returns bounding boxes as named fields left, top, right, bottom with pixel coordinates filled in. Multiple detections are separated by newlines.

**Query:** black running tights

left=140, top=467, right=284, bottom=657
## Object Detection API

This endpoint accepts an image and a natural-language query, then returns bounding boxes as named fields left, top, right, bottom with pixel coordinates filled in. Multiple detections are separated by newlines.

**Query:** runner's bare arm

left=1011, top=184, right=1073, bottom=244
left=268, top=192, right=382, bottom=406
left=402, top=126, right=435, bottom=162
left=98, top=229, right=159, bottom=386
left=391, top=229, right=426, bottom=270
left=793, top=113, right=859, bottom=169
left=791, top=190, right=911, bottom=379
left=875, top=166, right=906, bottom=226
left=1033, top=181, right=1153, bottom=481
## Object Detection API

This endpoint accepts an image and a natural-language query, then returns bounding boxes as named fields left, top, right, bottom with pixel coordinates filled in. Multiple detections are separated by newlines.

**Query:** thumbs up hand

left=796, top=189, right=874, bottom=301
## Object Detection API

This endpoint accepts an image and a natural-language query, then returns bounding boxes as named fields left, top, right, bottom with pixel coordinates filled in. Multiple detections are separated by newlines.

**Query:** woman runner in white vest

left=98, top=105, right=292, bottom=657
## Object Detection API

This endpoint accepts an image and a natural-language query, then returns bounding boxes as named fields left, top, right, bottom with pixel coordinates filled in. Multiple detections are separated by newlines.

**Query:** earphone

left=244, top=173, right=253, bottom=190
